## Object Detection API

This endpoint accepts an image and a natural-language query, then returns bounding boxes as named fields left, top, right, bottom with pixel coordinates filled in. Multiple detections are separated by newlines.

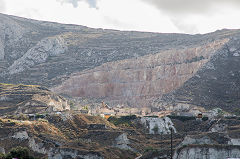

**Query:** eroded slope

left=0, top=83, right=69, bottom=115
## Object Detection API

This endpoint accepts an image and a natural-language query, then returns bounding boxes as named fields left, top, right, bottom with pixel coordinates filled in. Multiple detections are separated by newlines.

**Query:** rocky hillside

left=1, top=13, right=240, bottom=110
left=157, top=34, right=240, bottom=112
left=1, top=112, right=240, bottom=159
left=0, top=83, right=69, bottom=115
left=0, top=114, right=136, bottom=159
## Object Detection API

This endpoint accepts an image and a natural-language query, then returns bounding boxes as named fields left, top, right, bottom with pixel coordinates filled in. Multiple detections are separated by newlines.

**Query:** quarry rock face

left=1, top=13, right=240, bottom=111
left=53, top=39, right=227, bottom=107
left=160, top=35, right=240, bottom=112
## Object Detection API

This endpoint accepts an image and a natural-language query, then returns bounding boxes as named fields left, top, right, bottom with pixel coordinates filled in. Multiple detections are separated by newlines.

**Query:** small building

left=100, top=113, right=113, bottom=119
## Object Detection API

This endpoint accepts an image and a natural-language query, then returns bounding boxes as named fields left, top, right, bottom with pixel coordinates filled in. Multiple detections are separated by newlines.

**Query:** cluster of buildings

left=78, top=100, right=233, bottom=120
left=79, top=101, right=173, bottom=119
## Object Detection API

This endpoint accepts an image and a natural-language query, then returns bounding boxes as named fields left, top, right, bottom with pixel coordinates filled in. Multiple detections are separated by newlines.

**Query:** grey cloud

left=0, top=0, right=6, bottom=12
left=57, top=0, right=97, bottom=8
left=142, top=0, right=240, bottom=15
left=141, top=0, right=240, bottom=34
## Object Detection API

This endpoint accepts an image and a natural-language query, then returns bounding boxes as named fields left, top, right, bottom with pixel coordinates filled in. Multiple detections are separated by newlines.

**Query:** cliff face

left=140, top=117, right=176, bottom=134
left=1, top=13, right=240, bottom=110
left=173, top=135, right=240, bottom=159
left=53, top=39, right=228, bottom=107
left=174, top=146, right=240, bottom=159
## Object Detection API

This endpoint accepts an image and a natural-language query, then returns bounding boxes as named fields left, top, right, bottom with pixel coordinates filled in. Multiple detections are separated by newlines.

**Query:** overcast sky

left=1, top=0, right=240, bottom=34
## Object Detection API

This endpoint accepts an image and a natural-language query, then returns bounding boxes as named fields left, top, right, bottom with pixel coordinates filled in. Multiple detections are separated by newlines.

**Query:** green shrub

left=35, top=114, right=45, bottom=119
left=234, top=108, right=240, bottom=116
left=152, top=124, right=159, bottom=134
left=167, top=115, right=196, bottom=122
left=144, top=146, right=158, bottom=153
left=0, top=153, right=5, bottom=159
left=4, top=146, right=35, bottom=159
left=202, top=117, right=209, bottom=121
left=120, top=115, right=137, bottom=121
left=6, top=119, right=15, bottom=126
left=143, top=115, right=158, bottom=118
left=108, top=115, right=137, bottom=126
left=69, top=101, right=75, bottom=109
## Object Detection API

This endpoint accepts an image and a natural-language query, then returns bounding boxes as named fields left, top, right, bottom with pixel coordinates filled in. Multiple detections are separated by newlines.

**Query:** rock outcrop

left=174, top=135, right=240, bottom=159
left=140, top=117, right=176, bottom=134
left=174, top=146, right=240, bottom=159
left=114, top=133, right=133, bottom=151
left=3, top=123, right=104, bottom=159
left=6, top=36, right=67, bottom=75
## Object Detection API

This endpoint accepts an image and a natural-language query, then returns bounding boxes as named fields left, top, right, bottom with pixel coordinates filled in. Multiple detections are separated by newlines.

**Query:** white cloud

left=4, top=0, right=101, bottom=26
left=141, top=0, right=240, bottom=16
left=0, top=0, right=6, bottom=12
left=1, top=0, right=240, bottom=34
left=141, top=0, right=240, bottom=34
left=98, top=0, right=179, bottom=32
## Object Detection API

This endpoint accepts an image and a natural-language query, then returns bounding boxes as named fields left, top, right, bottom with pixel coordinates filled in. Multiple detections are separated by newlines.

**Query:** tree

left=152, top=124, right=159, bottom=134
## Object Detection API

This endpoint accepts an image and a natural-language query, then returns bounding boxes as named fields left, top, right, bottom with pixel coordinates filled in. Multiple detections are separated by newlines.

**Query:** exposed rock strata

left=173, top=135, right=240, bottom=159
left=159, top=35, right=240, bottom=112
left=114, top=133, right=133, bottom=151
left=53, top=39, right=228, bottom=107
left=140, top=117, right=176, bottom=134
left=6, top=36, right=67, bottom=75
left=174, top=146, right=240, bottom=159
